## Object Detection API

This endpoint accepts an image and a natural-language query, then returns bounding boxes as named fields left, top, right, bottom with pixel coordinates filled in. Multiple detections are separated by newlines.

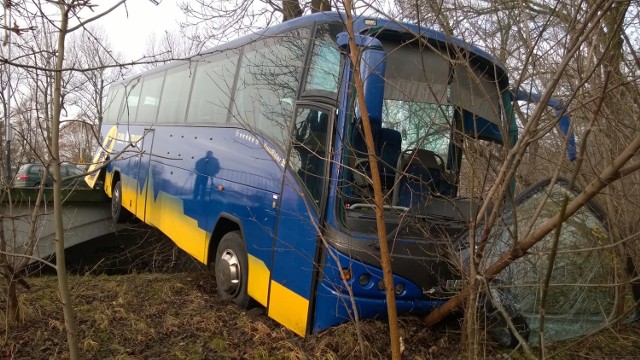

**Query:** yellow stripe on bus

left=247, top=255, right=269, bottom=306
left=146, top=190, right=209, bottom=263
left=108, top=170, right=210, bottom=264
left=120, top=178, right=138, bottom=215
left=268, top=281, right=309, bottom=336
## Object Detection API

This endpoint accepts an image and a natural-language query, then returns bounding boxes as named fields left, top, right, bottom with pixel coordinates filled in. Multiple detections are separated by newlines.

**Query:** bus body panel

left=268, top=170, right=324, bottom=336
left=104, top=124, right=285, bottom=281
left=313, top=244, right=448, bottom=332
left=103, top=122, right=324, bottom=333
left=92, top=11, right=518, bottom=338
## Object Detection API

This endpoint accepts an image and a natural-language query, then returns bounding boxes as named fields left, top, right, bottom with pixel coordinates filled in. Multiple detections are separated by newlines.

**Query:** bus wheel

left=111, top=181, right=133, bottom=223
left=215, top=231, right=251, bottom=308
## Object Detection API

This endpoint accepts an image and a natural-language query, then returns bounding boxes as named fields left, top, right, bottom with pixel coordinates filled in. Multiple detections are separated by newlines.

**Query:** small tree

left=1, top=1, right=149, bottom=358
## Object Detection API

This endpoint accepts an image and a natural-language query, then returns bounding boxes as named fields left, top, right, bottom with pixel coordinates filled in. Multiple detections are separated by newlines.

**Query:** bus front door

left=268, top=107, right=331, bottom=336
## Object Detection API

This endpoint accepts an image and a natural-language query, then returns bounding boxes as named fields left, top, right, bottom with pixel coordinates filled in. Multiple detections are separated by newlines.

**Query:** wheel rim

left=112, top=185, right=121, bottom=217
left=216, top=248, right=241, bottom=297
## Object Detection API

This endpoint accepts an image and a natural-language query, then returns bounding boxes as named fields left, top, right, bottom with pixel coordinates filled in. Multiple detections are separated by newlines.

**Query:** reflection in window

left=291, top=108, right=330, bottom=204
left=187, top=52, right=239, bottom=124
left=104, top=84, right=125, bottom=125
left=136, top=72, right=165, bottom=124
left=306, top=40, right=340, bottom=93
left=382, top=100, right=452, bottom=157
left=233, top=29, right=309, bottom=149
left=157, top=64, right=194, bottom=124
left=29, top=165, right=44, bottom=175
left=306, top=23, right=342, bottom=94
left=121, top=80, right=141, bottom=124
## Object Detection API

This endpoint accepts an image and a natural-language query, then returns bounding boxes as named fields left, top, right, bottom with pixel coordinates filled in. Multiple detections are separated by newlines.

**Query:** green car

left=14, top=163, right=88, bottom=188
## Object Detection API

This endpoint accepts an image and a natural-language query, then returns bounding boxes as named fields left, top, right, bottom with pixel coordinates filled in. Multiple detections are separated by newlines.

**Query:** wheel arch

left=106, top=169, right=121, bottom=198
left=206, top=214, right=244, bottom=266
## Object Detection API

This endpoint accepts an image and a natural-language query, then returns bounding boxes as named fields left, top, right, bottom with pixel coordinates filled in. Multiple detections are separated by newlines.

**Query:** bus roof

left=248, top=12, right=506, bottom=72
left=119, top=12, right=507, bottom=84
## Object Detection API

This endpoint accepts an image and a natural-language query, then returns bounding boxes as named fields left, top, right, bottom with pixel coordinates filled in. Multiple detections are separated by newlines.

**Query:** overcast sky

left=97, top=0, right=182, bottom=60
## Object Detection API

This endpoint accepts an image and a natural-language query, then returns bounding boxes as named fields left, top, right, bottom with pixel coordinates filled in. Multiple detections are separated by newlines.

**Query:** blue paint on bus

left=89, top=11, right=524, bottom=337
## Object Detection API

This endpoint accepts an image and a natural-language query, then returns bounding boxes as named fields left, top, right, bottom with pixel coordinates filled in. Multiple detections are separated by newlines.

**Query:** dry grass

left=1, top=272, right=640, bottom=359
left=2, top=253, right=639, bottom=359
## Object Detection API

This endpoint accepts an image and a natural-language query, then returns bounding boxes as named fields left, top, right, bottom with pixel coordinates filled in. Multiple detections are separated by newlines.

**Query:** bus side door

left=268, top=106, right=332, bottom=336
left=136, top=128, right=155, bottom=220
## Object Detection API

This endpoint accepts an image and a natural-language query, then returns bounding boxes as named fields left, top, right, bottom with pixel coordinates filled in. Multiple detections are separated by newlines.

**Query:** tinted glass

left=136, top=72, right=165, bottom=124
left=290, top=108, right=331, bottom=204
left=29, top=165, right=44, bottom=174
left=305, top=24, right=341, bottom=94
left=104, top=84, right=125, bottom=125
left=233, top=28, right=310, bottom=149
left=187, top=52, right=239, bottom=124
left=157, top=64, right=194, bottom=124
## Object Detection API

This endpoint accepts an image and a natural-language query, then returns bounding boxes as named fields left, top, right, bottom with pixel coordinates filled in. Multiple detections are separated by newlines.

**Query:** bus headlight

left=358, top=273, right=370, bottom=286
left=394, top=283, right=405, bottom=295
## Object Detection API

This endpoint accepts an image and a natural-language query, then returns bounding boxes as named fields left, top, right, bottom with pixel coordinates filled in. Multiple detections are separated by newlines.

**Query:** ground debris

left=4, top=272, right=640, bottom=359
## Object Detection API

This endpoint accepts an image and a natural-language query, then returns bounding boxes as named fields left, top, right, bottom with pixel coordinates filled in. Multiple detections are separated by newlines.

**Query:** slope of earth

left=4, top=228, right=640, bottom=359
left=3, top=271, right=640, bottom=359
left=4, top=272, right=470, bottom=359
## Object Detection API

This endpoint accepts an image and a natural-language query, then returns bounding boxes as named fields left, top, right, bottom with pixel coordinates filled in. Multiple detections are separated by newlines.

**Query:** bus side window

left=305, top=26, right=341, bottom=94
left=104, top=84, right=125, bottom=125
left=291, top=108, right=330, bottom=203
left=187, top=52, right=239, bottom=124
left=121, top=80, right=142, bottom=124
left=158, top=64, right=194, bottom=124
left=234, top=28, right=309, bottom=149
left=136, top=71, right=165, bottom=124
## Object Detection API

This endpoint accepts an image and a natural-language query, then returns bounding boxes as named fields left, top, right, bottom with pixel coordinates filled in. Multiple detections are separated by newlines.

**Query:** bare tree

left=178, top=0, right=333, bottom=49
left=0, top=0, right=146, bottom=358
left=141, top=30, right=203, bottom=69
left=66, top=25, right=128, bottom=134
left=171, top=0, right=640, bottom=355
left=392, top=0, right=640, bottom=355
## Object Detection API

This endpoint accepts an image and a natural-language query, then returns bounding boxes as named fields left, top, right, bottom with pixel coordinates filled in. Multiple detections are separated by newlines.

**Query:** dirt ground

left=3, top=229, right=640, bottom=359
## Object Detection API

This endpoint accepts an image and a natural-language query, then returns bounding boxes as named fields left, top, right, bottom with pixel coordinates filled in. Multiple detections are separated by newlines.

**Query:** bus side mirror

left=337, top=32, right=387, bottom=124
left=358, top=47, right=386, bottom=123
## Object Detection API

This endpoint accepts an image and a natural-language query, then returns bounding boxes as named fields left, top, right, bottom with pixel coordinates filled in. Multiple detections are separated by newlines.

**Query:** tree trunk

left=52, top=4, right=79, bottom=359
left=5, top=275, right=18, bottom=323
left=311, top=0, right=331, bottom=12
left=282, top=0, right=302, bottom=21
left=343, top=3, right=401, bottom=359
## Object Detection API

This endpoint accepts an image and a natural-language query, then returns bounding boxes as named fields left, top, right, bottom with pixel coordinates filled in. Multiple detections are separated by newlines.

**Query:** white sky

left=96, top=0, right=183, bottom=61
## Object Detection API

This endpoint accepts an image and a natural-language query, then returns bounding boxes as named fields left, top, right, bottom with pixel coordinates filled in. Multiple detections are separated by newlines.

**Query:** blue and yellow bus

left=87, top=12, right=519, bottom=337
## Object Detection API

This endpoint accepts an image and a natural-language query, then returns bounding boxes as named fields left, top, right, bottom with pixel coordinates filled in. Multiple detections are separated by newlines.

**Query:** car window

left=29, top=165, right=44, bottom=175
left=67, top=166, right=84, bottom=176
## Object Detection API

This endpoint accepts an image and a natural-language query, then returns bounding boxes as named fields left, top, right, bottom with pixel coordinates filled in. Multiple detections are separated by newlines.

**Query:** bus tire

left=215, top=231, right=251, bottom=308
left=111, top=180, right=133, bottom=223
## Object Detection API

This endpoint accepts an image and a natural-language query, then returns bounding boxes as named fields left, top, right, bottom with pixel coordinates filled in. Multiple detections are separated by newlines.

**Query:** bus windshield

left=380, top=38, right=505, bottom=155
left=380, top=39, right=454, bottom=160
left=342, top=36, right=509, bottom=218
left=382, top=100, right=452, bottom=159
